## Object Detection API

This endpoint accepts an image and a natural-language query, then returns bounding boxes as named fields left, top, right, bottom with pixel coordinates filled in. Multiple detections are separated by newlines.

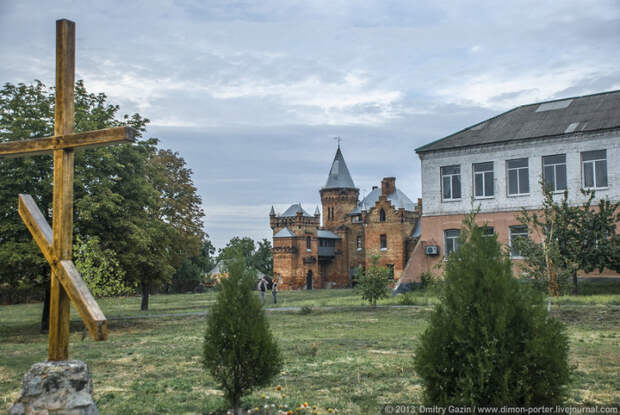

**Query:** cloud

left=436, top=65, right=619, bottom=110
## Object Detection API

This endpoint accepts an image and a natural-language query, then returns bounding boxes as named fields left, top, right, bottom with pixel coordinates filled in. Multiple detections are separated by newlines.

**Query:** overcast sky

left=1, top=1, right=619, bottom=249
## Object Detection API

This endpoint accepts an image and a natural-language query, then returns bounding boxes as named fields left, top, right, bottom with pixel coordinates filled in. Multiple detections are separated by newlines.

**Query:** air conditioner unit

left=425, top=245, right=439, bottom=256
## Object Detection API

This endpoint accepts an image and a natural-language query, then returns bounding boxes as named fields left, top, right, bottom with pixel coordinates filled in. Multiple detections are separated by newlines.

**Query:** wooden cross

left=0, top=19, right=135, bottom=361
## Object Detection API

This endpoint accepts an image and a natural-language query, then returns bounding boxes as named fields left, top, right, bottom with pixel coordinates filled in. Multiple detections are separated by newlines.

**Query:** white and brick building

left=400, top=90, right=620, bottom=282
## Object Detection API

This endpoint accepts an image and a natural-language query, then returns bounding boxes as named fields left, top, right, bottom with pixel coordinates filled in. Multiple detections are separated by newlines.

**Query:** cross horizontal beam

left=0, top=126, right=136, bottom=158
left=18, top=194, right=108, bottom=341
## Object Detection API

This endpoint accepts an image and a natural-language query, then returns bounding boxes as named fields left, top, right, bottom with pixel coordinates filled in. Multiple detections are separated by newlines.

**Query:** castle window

left=386, top=264, right=394, bottom=279
left=380, top=208, right=386, bottom=222
left=356, top=236, right=362, bottom=251
left=306, top=236, right=311, bottom=251
left=380, top=234, right=387, bottom=250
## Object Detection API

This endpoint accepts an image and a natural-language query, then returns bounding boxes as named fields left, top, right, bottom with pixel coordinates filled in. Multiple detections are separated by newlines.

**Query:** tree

left=515, top=185, right=620, bottom=295
left=252, top=238, right=273, bottom=276
left=169, top=237, right=216, bottom=293
left=73, top=235, right=134, bottom=297
left=203, top=253, right=282, bottom=414
left=0, top=80, right=206, bottom=315
left=354, top=255, right=391, bottom=307
left=218, top=237, right=273, bottom=277
left=414, top=213, right=570, bottom=406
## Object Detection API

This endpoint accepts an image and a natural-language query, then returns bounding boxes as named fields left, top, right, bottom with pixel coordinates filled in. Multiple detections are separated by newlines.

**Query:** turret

left=320, top=145, right=359, bottom=229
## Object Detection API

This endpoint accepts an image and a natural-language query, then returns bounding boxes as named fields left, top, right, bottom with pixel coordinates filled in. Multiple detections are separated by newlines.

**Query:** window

left=542, top=154, right=567, bottom=192
left=444, top=229, right=460, bottom=256
left=379, top=208, right=386, bottom=222
left=441, top=165, right=461, bottom=200
left=380, top=234, right=387, bottom=250
left=482, top=226, right=494, bottom=237
left=509, top=225, right=528, bottom=258
left=582, top=150, right=608, bottom=189
left=473, top=162, right=494, bottom=197
left=386, top=264, right=394, bottom=280
left=306, top=236, right=311, bottom=251
left=507, top=158, right=529, bottom=195
left=356, top=236, right=362, bottom=251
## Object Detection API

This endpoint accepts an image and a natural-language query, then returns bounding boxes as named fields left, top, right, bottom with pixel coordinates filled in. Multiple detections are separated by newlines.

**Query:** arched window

left=379, top=208, right=386, bottom=222
left=306, top=236, right=311, bottom=251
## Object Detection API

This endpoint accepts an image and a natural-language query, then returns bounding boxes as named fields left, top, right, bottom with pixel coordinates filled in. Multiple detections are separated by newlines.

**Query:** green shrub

left=354, top=255, right=391, bottom=307
left=299, top=304, right=314, bottom=315
left=203, top=254, right=282, bottom=414
left=413, top=214, right=570, bottom=406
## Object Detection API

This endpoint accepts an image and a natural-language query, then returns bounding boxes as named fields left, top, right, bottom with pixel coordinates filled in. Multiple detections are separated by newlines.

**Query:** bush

left=354, top=255, right=391, bottom=307
left=203, top=254, right=282, bottom=414
left=413, top=214, right=570, bottom=406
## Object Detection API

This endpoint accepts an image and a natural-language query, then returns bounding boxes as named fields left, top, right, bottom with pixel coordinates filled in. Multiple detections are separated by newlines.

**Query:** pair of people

left=257, top=277, right=278, bottom=304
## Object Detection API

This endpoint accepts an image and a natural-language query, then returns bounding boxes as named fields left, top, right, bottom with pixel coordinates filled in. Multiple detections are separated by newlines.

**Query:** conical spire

left=323, top=146, right=356, bottom=189
left=314, top=206, right=320, bottom=216
left=269, top=206, right=276, bottom=216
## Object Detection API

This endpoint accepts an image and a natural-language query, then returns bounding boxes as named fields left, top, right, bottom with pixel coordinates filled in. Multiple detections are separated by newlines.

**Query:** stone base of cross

left=0, top=19, right=135, bottom=360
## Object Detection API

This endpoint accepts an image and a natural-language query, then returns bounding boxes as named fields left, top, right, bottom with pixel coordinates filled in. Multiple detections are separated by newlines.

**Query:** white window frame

left=509, top=225, right=528, bottom=259
left=444, top=229, right=460, bottom=257
left=473, top=162, right=494, bottom=198
left=581, top=150, right=608, bottom=189
left=542, top=154, right=567, bottom=192
left=440, top=165, right=462, bottom=201
left=506, top=158, right=529, bottom=196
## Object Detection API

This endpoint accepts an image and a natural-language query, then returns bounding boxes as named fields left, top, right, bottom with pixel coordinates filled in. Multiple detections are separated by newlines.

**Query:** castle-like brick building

left=270, top=146, right=421, bottom=290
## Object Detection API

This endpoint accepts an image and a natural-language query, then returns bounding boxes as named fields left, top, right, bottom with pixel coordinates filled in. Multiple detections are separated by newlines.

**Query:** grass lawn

left=1, top=289, right=619, bottom=414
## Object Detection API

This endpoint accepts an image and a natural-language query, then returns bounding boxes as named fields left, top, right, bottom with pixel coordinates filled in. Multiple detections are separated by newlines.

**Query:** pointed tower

left=320, top=145, right=359, bottom=229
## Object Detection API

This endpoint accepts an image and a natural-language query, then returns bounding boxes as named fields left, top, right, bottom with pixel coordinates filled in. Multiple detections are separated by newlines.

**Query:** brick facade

left=271, top=149, right=421, bottom=290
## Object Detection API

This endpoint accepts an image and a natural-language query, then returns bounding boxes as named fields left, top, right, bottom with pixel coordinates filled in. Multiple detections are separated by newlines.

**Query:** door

left=306, top=270, right=313, bottom=290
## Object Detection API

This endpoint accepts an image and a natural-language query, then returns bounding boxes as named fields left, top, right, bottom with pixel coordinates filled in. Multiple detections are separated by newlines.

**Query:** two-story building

left=400, top=90, right=620, bottom=282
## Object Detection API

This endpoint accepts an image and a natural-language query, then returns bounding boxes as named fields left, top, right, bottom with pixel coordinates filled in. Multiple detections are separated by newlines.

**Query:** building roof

left=350, top=186, right=416, bottom=214
left=416, top=90, right=620, bottom=154
left=280, top=203, right=313, bottom=217
left=273, top=227, right=296, bottom=238
left=323, top=146, right=357, bottom=189
left=317, top=229, right=341, bottom=239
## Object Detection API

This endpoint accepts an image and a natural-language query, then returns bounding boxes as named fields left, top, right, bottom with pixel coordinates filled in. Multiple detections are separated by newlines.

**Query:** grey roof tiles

left=350, top=186, right=416, bottom=214
left=273, top=227, right=296, bottom=238
left=323, top=146, right=357, bottom=189
left=280, top=203, right=313, bottom=217
left=416, top=90, right=620, bottom=154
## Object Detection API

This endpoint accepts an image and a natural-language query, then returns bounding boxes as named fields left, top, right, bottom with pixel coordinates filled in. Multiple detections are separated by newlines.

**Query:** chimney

left=381, top=177, right=396, bottom=196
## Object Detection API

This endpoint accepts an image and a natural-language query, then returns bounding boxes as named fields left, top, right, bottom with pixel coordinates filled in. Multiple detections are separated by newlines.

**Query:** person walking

left=272, top=280, right=278, bottom=304
left=257, top=277, right=267, bottom=303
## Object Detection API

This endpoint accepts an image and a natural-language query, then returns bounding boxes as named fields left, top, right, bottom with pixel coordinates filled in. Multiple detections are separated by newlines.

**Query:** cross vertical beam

left=49, top=19, right=75, bottom=361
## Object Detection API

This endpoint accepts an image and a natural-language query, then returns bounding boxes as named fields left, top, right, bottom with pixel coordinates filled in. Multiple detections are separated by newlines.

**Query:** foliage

left=169, top=237, right=216, bottom=293
left=73, top=235, right=135, bottom=297
left=218, top=237, right=273, bottom=276
left=203, top=254, right=282, bottom=414
left=414, top=213, right=570, bottom=406
left=0, top=80, right=205, bottom=312
left=353, top=255, right=391, bottom=307
left=515, top=185, right=620, bottom=295
left=4, top=290, right=619, bottom=413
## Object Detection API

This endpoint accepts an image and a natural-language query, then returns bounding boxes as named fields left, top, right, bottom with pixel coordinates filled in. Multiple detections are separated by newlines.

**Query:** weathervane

left=333, top=136, right=342, bottom=148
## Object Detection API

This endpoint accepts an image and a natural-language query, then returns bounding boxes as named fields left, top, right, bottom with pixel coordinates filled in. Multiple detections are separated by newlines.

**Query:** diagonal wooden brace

left=18, top=194, right=108, bottom=340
